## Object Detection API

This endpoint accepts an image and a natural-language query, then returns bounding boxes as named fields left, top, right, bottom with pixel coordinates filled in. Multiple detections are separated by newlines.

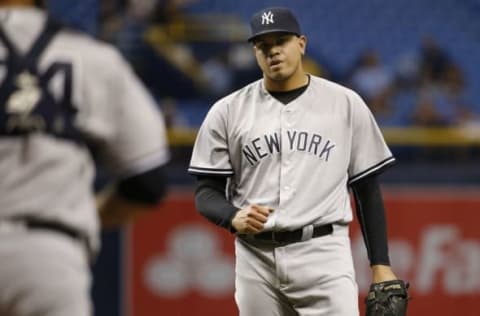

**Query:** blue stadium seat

left=180, top=0, right=480, bottom=114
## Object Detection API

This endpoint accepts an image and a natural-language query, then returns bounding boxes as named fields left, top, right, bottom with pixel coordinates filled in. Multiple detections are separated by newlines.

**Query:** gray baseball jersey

left=0, top=8, right=169, bottom=252
left=0, top=7, right=169, bottom=316
left=189, top=75, right=394, bottom=231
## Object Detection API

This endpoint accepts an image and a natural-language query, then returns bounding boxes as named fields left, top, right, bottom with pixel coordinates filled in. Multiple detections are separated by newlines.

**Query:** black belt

left=10, top=217, right=84, bottom=241
left=251, top=223, right=333, bottom=244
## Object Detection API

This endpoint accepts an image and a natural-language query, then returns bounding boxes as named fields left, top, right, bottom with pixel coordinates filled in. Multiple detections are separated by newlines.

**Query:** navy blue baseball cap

left=248, top=7, right=301, bottom=42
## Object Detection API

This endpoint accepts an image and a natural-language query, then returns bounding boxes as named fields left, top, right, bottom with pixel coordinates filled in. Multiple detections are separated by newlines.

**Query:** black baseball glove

left=365, top=279, right=409, bottom=316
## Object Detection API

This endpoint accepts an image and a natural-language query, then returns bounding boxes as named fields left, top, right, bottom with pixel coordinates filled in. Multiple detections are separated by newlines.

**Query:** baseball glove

left=365, top=279, right=409, bottom=316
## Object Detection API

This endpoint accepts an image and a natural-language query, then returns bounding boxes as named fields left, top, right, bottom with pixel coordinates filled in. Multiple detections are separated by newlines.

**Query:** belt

left=251, top=223, right=333, bottom=244
left=2, top=217, right=84, bottom=242
left=24, top=219, right=83, bottom=241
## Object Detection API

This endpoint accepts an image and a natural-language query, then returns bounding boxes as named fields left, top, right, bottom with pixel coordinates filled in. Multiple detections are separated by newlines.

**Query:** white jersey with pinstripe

left=188, top=75, right=394, bottom=231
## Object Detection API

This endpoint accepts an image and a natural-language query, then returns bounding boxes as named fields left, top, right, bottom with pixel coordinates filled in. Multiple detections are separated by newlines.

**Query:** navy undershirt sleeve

left=194, top=173, right=391, bottom=264
left=351, top=175, right=391, bottom=266
left=194, top=176, right=239, bottom=232
left=117, top=165, right=168, bottom=205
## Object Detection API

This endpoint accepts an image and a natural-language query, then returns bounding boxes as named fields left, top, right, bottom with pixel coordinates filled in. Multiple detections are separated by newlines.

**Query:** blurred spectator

left=394, top=50, right=421, bottom=90
left=348, top=49, right=396, bottom=122
left=412, top=65, right=478, bottom=126
left=394, top=35, right=453, bottom=89
left=99, top=0, right=205, bottom=98
left=391, top=35, right=479, bottom=127
left=419, top=36, right=453, bottom=84
left=98, top=0, right=154, bottom=74
left=200, top=50, right=235, bottom=98
left=409, top=36, right=479, bottom=127
left=350, top=49, right=394, bottom=101
left=98, top=5, right=479, bottom=131
left=412, top=89, right=453, bottom=126
left=228, top=42, right=261, bottom=88
left=160, top=97, right=190, bottom=128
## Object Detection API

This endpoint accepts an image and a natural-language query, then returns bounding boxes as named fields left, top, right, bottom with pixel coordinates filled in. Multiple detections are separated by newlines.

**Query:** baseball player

left=0, top=1, right=170, bottom=316
left=189, top=6, right=408, bottom=316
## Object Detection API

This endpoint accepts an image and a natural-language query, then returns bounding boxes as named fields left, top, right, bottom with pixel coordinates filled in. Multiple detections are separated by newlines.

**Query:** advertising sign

left=127, top=189, right=480, bottom=316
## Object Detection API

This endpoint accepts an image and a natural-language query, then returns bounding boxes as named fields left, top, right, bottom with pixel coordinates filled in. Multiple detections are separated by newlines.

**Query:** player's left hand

left=366, top=265, right=409, bottom=316
left=365, top=279, right=409, bottom=316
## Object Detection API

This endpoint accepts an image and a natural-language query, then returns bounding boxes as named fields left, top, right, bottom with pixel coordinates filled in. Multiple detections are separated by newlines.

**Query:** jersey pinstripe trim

left=348, top=156, right=396, bottom=184
left=119, top=149, right=170, bottom=179
left=188, top=166, right=234, bottom=176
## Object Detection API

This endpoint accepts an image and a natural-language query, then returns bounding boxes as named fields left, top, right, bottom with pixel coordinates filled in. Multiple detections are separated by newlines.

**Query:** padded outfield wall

left=92, top=185, right=480, bottom=316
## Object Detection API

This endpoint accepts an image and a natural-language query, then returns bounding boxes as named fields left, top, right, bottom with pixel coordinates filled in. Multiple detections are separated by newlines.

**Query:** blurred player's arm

left=98, top=165, right=168, bottom=229
left=89, top=46, right=170, bottom=229
left=350, top=174, right=397, bottom=283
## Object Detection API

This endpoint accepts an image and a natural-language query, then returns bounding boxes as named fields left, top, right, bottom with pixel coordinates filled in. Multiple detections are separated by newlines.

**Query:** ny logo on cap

left=261, top=11, right=274, bottom=25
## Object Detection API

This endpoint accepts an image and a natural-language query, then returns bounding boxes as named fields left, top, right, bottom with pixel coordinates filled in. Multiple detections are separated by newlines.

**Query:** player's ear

left=298, top=35, right=307, bottom=55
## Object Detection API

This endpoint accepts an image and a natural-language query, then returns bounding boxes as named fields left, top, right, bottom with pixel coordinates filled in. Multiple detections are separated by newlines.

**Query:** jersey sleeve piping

left=118, top=148, right=170, bottom=179
left=188, top=166, right=234, bottom=176
left=348, top=156, right=396, bottom=185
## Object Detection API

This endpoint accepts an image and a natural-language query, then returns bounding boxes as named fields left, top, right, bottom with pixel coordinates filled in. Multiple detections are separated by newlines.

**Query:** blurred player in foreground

left=0, top=0, right=170, bottom=315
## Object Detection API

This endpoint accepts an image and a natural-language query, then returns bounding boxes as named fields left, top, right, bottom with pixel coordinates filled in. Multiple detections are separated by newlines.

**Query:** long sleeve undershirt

left=194, top=176, right=239, bottom=233
left=194, top=174, right=390, bottom=265
left=350, top=175, right=391, bottom=265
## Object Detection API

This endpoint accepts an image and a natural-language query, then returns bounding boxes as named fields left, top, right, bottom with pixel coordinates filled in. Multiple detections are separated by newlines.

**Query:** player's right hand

left=231, top=204, right=273, bottom=234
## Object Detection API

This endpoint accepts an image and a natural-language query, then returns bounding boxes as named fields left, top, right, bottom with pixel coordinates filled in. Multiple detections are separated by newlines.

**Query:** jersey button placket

left=282, top=108, right=292, bottom=169
left=279, top=107, right=295, bottom=215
